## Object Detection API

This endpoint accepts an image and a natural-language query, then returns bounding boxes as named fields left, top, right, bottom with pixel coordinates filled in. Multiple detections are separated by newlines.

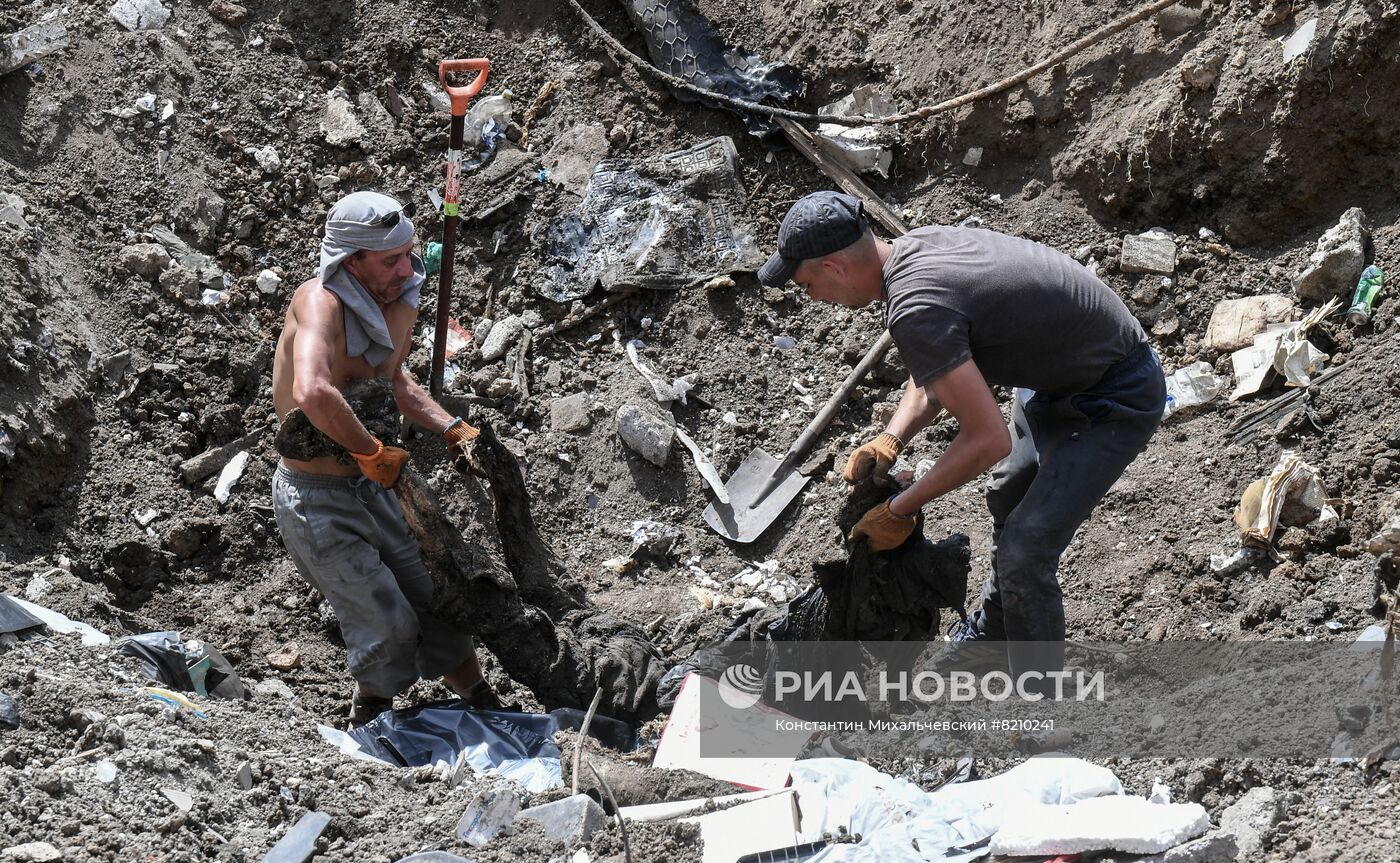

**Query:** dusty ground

left=2, top=0, right=1400, bottom=860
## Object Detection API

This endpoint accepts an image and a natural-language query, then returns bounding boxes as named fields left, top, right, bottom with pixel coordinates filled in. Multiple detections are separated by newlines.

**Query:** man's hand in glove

left=351, top=438, right=410, bottom=488
left=443, top=416, right=484, bottom=474
left=843, top=432, right=903, bottom=484
left=849, top=498, right=917, bottom=551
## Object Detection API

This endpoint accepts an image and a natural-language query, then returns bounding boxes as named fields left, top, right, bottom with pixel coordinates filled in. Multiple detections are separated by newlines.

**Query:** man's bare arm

left=290, top=290, right=380, bottom=454
left=885, top=375, right=944, bottom=443
left=392, top=367, right=455, bottom=434
left=889, top=359, right=1011, bottom=517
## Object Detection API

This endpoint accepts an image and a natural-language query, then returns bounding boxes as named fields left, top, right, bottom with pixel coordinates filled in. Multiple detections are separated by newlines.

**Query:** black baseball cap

left=757, top=191, right=869, bottom=286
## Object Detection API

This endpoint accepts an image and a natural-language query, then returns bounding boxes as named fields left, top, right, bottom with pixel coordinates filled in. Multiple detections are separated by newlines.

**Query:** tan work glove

left=351, top=438, right=410, bottom=488
left=443, top=416, right=481, bottom=452
left=848, top=499, right=916, bottom=551
left=843, top=432, right=903, bottom=484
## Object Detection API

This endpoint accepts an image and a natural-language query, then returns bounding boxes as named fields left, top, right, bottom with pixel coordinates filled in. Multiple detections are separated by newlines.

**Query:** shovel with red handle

left=430, top=57, right=491, bottom=398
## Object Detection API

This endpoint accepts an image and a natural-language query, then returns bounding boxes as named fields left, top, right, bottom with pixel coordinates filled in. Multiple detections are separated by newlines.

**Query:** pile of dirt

left=3, top=0, right=1400, bottom=860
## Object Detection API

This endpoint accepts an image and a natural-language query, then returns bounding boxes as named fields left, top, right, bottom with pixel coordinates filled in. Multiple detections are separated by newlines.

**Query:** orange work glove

left=443, top=416, right=480, bottom=452
left=843, top=432, right=904, bottom=484
left=350, top=438, right=409, bottom=488
left=848, top=499, right=916, bottom=551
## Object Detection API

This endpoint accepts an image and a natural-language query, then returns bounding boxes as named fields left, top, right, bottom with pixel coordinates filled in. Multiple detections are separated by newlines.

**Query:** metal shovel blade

left=703, top=448, right=811, bottom=544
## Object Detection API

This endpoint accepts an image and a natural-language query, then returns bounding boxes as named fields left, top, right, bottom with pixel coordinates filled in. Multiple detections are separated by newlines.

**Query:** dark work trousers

left=968, top=342, right=1165, bottom=678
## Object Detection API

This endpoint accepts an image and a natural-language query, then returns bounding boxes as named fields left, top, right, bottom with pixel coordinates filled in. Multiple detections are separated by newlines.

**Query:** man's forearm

left=395, top=372, right=455, bottom=434
left=885, top=377, right=943, bottom=444
left=300, top=384, right=379, bottom=454
left=889, top=431, right=1002, bottom=516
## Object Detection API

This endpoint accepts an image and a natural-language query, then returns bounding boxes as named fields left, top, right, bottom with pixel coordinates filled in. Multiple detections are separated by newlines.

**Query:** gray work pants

left=271, top=464, right=475, bottom=697
left=968, top=342, right=1165, bottom=662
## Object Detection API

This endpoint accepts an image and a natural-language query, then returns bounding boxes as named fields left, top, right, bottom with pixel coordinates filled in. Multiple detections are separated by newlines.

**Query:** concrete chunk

left=550, top=392, right=593, bottom=433
left=119, top=243, right=171, bottom=279
left=323, top=88, right=366, bottom=148
left=1203, top=295, right=1296, bottom=351
left=1218, top=787, right=1283, bottom=858
left=1121, top=232, right=1178, bottom=275
left=516, top=793, right=607, bottom=843
left=616, top=404, right=673, bottom=466
left=1293, top=207, right=1368, bottom=301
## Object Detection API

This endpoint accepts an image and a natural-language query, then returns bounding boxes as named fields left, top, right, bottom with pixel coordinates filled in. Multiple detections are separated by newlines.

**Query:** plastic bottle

left=464, top=91, right=514, bottom=169
left=1346, top=265, right=1384, bottom=326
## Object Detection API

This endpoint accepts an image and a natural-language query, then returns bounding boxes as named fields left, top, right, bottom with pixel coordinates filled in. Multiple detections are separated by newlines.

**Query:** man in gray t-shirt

left=758, top=191, right=1164, bottom=659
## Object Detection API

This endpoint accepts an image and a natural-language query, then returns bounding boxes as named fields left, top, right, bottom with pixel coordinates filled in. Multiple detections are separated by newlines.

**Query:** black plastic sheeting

left=348, top=701, right=636, bottom=769
left=619, top=0, right=803, bottom=143
left=117, top=631, right=248, bottom=700
left=0, top=596, right=44, bottom=636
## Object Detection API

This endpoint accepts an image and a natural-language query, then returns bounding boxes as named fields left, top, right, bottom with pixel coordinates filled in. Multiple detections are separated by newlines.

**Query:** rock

left=1181, top=51, right=1225, bottom=91
left=119, top=243, right=171, bottom=279
left=110, top=0, right=169, bottom=31
left=1131, top=281, right=1161, bottom=306
left=550, top=392, right=593, bottom=433
left=1120, top=232, right=1178, bottom=275
left=516, top=793, right=607, bottom=843
left=0, top=842, right=62, bottom=862
left=207, top=0, right=248, bottom=26
left=1156, top=3, right=1204, bottom=35
left=323, top=87, right=367, bottom=148
left=162, top=522, right=206, bottom=559
left=0, top=193, right=29, bottom=229
left=235, top=760, right=253, bottom=790
left=175, top=189, right=225, bottom=248
left=266, top=642, right=301, bottom=670
left=159, top=265, right=200, bottom=299
left=479, top=314, right=525, bottom=361
left=962, top=147, right=984, bottom=167
left=256, top=269, right=282, bottom=294
left=1293, top=208, right=1369, bottom=301
left=0, top=692, right=18, bottom=729
left=543, top=123, right=610, bottom=196
left=247, top=145, right=281, bottom=174
left=616, top=404, right=674, bottom=466
left=1218, top=787, right=1283, bottom=858
left=485, top=378, right=518, bottom=399
left=1202, top=295, right=1296, bottom=351
left=1366, top=492, right=1400, bottom=555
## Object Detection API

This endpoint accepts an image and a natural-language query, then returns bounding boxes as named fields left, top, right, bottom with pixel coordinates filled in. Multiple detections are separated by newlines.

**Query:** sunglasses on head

left=357, top=201, right=418, bottom=228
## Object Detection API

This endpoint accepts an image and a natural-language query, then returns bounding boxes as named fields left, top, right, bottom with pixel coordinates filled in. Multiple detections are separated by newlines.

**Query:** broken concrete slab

left=1294, top=207, right=1369, bottom=301
left=1203, top=295, right=1297, bottom=351
left=516, top=793, right=607, bottom=843
left=109, top=0, right=170, bottom=31
left=543, top=122, right=610, bottom=197
left=550, top=392, right=593, bottom=433
left=1218, top=786, right=1283, bottom=858
left=1121, top=231, right=1178, bottom=275
left=989, top=795, right=1211, bottom=855
left=323, top=87, right=367, bottom=148
left=1088, top=831, right=1239, bottom=863
left=179, top=427, right=265, bottom=484
left=1, top=16, right=68, bottom=76
left=0, top=842, right=62, bottom=863
left=616, top=404, right=674, bottom=466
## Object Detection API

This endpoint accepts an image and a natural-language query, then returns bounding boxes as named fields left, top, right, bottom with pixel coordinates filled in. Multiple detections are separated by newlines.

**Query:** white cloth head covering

left=317, top=191, right=426, bottom=367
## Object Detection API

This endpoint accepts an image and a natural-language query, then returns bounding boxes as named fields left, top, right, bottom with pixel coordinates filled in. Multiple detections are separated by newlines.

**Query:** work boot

left=947, top=615, right=988, bottom=643
left=348, top=687, right=393, bottom=727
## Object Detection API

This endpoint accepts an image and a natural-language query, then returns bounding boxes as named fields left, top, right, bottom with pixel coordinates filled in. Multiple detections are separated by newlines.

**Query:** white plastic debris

left=159, top=100, right=175, bottom=121
left=256, top=269, right=281, bottom=294
left=673, top=427, right=730, bottom=504
left=93, top=760, right=119, bottom=783
left=135, top=92, right=157, bottom=113
left=213, top=451, right=250, bottom=503
left=814, top=86, right=895, bottom=177
left=133, top=508, right=159, bottom=527
left=1279, top=17, right=1318, bottom=63
left=200, top=288, right=225, bottom=306
left=162, top=788, right=194, bottom=812
left=110, top=0, right=170, bottom=32
left=772, top=335, right=797, bottom=351
left=1162, top=362, right=1227, bottom=419
left=7, top=596, right=109, bottom=645
left=625, top=340, right=696, bottom=404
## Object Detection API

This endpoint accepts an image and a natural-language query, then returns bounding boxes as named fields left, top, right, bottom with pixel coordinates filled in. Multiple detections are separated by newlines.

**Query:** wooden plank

left=776, top=117, right=909, bottom=237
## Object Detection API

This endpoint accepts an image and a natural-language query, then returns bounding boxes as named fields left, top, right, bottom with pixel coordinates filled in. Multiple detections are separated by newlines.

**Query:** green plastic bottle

left=1346, top=265, right=1384, bottom=325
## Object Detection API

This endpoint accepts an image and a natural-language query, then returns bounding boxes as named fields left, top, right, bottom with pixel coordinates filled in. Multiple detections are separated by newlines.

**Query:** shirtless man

left=270, top=191, right=493, bottom=725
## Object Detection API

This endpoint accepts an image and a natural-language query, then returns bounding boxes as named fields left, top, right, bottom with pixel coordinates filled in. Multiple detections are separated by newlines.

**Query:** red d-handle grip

left=438, top=58, right=491, bottom=115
